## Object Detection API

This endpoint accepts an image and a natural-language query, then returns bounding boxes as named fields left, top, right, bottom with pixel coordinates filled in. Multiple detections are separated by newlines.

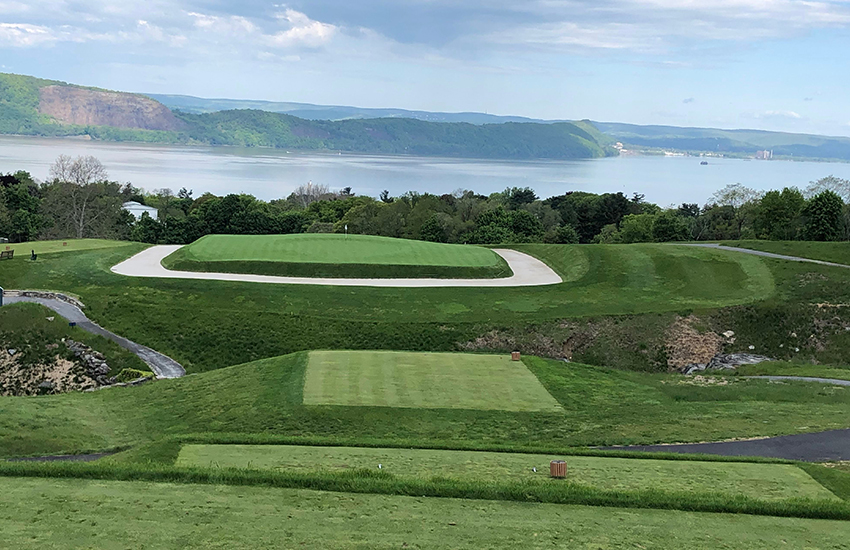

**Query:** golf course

left=2, top=236, right=850, bottom=548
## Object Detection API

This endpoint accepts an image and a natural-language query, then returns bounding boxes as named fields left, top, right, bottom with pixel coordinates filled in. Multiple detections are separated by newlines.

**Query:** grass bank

left=725, top=240, right=850, bottom=265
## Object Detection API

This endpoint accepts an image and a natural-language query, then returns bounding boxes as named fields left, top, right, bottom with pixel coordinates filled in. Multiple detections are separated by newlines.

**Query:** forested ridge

left=0, top=73, right=611, bottom=160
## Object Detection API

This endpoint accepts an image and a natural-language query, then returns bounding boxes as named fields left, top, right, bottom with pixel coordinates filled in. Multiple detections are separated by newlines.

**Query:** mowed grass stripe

left=181, top=234, right=503, bottom=267
left=177, top=444, right=838, bottom=502
left=303, top=351, right=563, bottom=412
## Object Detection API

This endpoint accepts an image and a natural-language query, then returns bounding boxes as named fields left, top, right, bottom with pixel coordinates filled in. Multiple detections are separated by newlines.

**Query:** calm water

left=2, top=135, right=850, bottom=206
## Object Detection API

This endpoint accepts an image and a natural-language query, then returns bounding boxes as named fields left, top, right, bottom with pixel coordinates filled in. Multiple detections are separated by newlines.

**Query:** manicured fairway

left=303, top=351, right=563, bottom=411
left=1, top=477, right=847, bottom=549
left=6, top=238, right=129, bottom=256
left=176, top=444, right=836, bottom=501
left=163, top=233, right=511, bottom=278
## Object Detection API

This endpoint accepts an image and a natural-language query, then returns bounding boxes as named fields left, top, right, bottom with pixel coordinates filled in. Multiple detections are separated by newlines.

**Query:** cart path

left=603, top=428, right=850, bottom=461
left=745, top=375, right=850, bottom=386
left=685, top=243, right=850, bottom=269
left=111, top=245, right=563, bottom=287
left=3, top=296, right=185, bottom=379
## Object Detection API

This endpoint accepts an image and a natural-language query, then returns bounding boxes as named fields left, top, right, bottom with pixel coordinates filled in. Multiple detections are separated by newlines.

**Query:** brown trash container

left=550, top=460, right=567, bottom=478
left=511, top=351, right=521, bottom=361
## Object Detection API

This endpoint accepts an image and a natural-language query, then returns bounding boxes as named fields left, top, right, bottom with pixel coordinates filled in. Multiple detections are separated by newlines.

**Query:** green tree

left=652, top=211, right=690, bottom=242
left=754, top=188, right=805, bottom=240
left=803, top=190, right=844, bottom=241
left=619, top=214, right=655, bottom=243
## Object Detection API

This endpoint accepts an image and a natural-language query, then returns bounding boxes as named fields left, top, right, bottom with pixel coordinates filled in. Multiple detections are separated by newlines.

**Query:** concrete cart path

left=4, top=296, right=185, bottom=379
left=111, top=245, right=563, bottom=288
left=745, top=375, right=850, bottom=386
left=685, top=243, right=850, bottom=269
left=603, top=428, right=850, bottom=461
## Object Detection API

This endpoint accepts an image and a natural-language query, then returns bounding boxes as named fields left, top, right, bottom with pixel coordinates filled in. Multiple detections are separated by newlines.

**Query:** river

left=2, top=135, right=849, bottom=205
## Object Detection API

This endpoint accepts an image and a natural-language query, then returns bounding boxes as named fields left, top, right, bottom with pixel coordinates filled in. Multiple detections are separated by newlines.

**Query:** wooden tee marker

left=550, top=460, right=567, bottom=478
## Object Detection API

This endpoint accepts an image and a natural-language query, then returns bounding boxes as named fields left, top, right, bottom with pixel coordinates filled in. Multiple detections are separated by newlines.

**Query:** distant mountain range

left=2, top=72, right=850, bottom=162
left=146, top=93, right=553, bottom=125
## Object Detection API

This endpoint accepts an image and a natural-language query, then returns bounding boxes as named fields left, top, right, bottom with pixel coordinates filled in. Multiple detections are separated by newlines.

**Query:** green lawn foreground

left=162, top=233, right=513, bottom=279
left=1, top=476, right=847, bottom=550
left=176, top=443, right=836, bottom=501
left=303, top=350, right=563, bottom=411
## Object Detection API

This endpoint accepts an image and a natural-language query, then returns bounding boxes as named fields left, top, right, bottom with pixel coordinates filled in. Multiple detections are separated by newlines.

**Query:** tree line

left=3, top=155, right=850, bottom=246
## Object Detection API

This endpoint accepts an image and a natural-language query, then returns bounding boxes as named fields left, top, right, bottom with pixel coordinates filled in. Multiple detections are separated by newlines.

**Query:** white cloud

left=266, top=9, right=337, bottom=48
left=0, top=22, right=55, bottom=46
left=745, top=109, right=803, bottom=119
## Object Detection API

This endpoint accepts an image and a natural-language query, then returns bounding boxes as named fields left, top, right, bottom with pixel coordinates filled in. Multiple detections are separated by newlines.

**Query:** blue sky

left=2, top=0, right=850, bottom=136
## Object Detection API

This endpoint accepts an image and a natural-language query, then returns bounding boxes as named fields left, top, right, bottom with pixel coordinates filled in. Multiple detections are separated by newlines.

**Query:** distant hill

left=593, top=121, right=850, bottom=162
left=147, top=93, right=551, bottom=124
left=0, top=73, right=610, bottom=160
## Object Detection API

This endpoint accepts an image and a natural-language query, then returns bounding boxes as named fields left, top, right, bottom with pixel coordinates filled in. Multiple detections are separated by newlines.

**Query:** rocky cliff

left=38, top=85, right=185, bottom=131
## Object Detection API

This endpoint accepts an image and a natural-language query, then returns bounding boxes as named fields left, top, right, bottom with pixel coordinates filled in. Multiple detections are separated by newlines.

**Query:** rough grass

left=162, top=233, right=512, bottom=279
left=3, top=352, right=850, bottom=460
left=726, top=240, right=850, bottom=266
left=176, top=443, right=837, bottom=501
left=303, top=350, right=563, bottom=411
left=734, top=361, right=850, bottom=381
left=2, top=476, right=848, bottom=549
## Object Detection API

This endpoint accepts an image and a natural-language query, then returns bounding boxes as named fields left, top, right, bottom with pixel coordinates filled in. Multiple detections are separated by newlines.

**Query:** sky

left=2, top=1, right=850, bottom=136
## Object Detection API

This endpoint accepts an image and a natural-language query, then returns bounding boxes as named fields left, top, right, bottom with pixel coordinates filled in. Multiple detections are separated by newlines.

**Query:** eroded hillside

left=38, top=85, right=185, bottom=131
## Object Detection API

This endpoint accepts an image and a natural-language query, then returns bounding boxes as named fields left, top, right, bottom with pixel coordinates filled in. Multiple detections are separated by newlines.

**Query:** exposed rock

left=38, top=85, right=186, bottom=131
left=17, top=290, right=86, bottom=309
left=666, top=316, right=725, bottom=370
left=681, top=353, right=774, bottom=375
left=722, top=330, right=735, bottom=338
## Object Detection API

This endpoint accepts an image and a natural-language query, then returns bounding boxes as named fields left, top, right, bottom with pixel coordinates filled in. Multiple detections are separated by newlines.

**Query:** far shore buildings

left=122, top=201, right=159, bottom=220
left=755, top=150, right=774, bottom=160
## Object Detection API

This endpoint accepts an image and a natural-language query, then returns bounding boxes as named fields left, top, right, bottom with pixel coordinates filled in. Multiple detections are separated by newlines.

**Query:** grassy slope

left=303, top=350, right=562, bottom=411
left=0, top=242, right=777, bottom=371
left=0, top=303, right=147, bottom=377
left=726, top=240, right=850, bottom=266
left=2, top=352, right=849, bottom=459
left=176, top=443, right=835, bottom=501
left=2, top=477, right=848, bottom=549
left=163, top=234, right=512, bottom=279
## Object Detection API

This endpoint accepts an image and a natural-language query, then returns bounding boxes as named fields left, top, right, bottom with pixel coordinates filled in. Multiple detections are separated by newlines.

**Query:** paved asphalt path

left=685, top=243, right=850, bottom=269
left=603, top=429, right=850, bottom=461
left=4, top=296, right=185, bottom=379
left=111, top=245, right=563, bottom=287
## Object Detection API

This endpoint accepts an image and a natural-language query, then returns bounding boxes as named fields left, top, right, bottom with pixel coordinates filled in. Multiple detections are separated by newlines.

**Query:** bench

left=0, top=250, right=13, bottom=260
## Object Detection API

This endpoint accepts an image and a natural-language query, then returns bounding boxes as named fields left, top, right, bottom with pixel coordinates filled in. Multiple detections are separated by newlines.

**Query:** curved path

left=745, top=375, right=850, bottom=386
left=3, top=295, right=185, bottom=379
left=111, top=245, right=563, bottom=288
left=685, top=243, right=850, bottom=269
left=603, top=428, right=850, bottom=461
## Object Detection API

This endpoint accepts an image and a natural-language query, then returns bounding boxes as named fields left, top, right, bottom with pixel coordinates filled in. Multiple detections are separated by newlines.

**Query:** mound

left=162, top=234, right=512, bottom=279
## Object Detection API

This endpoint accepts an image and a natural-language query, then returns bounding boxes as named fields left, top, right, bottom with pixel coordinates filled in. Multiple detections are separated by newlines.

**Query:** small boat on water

left=700, top=161, right=708, bottom=165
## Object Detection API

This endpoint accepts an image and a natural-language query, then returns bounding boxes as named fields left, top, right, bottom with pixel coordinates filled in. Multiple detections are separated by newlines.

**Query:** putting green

left=163, top=234, right=512, bottom=278
left=176, top=444, right=837, bottom=501
left=303, top=350, right=563, bottom=411
left=181, top=234, right=503, bottom=266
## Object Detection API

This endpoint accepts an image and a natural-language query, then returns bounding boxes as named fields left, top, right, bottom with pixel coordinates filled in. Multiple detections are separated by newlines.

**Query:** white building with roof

left=123, top=201, right=159, bottom=220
